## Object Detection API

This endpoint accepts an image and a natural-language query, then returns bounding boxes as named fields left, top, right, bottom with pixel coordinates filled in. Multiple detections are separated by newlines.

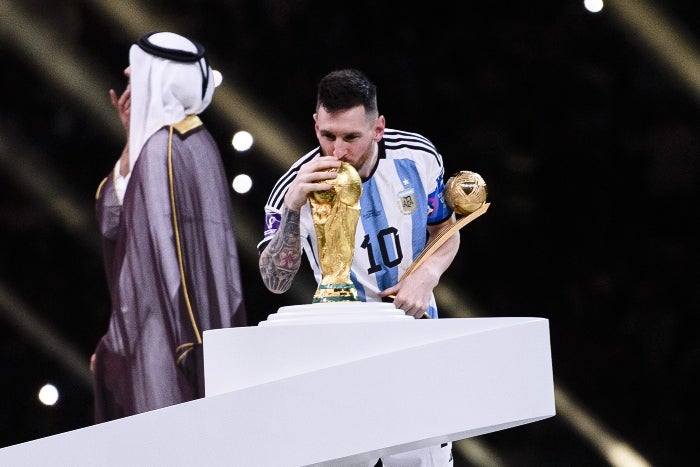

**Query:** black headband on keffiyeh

left=136, top=31, right=210, bottom=99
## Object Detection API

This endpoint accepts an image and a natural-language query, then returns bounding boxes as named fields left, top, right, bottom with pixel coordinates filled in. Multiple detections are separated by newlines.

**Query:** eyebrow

left=320, top=129, right=362, bottom=138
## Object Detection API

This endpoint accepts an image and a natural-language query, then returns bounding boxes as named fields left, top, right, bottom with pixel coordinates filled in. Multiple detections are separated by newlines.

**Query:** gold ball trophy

left=308, top=162, right=363, bottom=303
left=445, top=170, right=489, bottom=215
left=400, top=170, right=489, bottom=280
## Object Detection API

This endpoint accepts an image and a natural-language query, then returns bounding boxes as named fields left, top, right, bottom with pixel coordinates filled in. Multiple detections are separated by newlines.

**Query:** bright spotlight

left=232, top=174, right=253, bottom=194
left=212, top=69, right=223, bottom=87
left=38, top=383, right=59, bottom=406
left=231, top=131, right=254, bottom=152
left=584, top=0, right=604, bottom=13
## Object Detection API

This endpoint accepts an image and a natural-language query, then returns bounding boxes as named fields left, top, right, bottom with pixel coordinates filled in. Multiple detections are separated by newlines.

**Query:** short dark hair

left=316, top=69, right=378, bottom=116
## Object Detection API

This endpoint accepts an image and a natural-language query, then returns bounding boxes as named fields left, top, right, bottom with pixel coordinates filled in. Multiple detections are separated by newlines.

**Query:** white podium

left=0, top=306, right=555, bottom=466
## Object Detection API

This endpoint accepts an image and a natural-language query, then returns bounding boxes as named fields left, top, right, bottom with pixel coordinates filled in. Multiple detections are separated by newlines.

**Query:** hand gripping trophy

left=308, top=162, right=363, bottom=303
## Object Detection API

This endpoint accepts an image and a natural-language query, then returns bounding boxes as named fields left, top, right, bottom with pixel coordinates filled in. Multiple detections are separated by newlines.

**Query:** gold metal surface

left=444, top=170, right=488, bottom=215
left=308, top=162, right=362, bottom=303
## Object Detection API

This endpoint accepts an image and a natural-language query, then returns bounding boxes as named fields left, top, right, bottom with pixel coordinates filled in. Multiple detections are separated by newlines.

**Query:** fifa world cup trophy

left=308, top=162, right=362, bottom=303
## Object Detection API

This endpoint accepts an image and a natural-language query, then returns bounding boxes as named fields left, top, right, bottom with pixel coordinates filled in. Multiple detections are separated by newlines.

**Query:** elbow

left=261, top=276, right=291, bottom=295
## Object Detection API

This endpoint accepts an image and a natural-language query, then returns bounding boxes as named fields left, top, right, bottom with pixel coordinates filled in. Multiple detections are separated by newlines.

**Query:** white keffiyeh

left=127, top=32, right=215, bottom=174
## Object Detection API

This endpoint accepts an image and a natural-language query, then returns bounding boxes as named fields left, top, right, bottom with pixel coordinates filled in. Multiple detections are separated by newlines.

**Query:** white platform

left=0, top=310, right=555, bottom=466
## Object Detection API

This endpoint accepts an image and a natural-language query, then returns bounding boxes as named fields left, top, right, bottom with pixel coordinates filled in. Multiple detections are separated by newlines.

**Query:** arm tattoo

left=259, top=206, right=303, bottom=293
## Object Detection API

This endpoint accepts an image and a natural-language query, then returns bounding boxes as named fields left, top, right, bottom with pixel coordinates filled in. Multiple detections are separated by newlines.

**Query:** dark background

left=1, top=0, right=698, bottom=465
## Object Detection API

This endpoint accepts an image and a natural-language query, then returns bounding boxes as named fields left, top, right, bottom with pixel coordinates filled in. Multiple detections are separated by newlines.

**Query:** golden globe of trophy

left=308, top=162, right=362, bottom=303
left=444, top=170, right=488, bottom=215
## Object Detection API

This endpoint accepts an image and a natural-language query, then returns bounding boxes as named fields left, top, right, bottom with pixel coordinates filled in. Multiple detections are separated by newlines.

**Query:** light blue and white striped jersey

left=258, top=128, right=453, bottom=318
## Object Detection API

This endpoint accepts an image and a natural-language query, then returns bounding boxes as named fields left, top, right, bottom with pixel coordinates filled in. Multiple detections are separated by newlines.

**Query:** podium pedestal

left=0, top=315, right=555, bottom=466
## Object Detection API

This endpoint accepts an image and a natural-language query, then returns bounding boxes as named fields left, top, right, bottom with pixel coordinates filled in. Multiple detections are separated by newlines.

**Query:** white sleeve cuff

left=113, top=162, right=131, bottom=203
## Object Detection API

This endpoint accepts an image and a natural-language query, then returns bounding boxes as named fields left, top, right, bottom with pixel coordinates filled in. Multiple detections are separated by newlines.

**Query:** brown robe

left=92, top=117, right=247, bottom=422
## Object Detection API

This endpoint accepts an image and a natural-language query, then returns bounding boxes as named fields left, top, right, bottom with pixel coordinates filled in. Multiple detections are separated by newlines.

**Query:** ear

left=313, top=112, right=320, bottom=135
left=374, top=115, right=386, bottom=141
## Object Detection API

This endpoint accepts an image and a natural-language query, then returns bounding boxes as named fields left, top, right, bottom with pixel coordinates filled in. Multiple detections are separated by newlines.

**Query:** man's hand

left=379, top=266, right=440, bottom=318
left=109, top=85, right=131, bottom=136
left=378, top=216, right=461, bottom=319
left=109, top=85, right=131, bottom=176
left=284, top=156, right=341, bottom=211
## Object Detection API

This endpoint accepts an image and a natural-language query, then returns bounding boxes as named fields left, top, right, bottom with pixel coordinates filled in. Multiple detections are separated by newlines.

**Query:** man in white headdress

left=92, top=31, right=247, bottom=422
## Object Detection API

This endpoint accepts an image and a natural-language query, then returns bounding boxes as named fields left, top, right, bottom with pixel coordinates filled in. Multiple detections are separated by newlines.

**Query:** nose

left=332, top=140, right=349, bottom=159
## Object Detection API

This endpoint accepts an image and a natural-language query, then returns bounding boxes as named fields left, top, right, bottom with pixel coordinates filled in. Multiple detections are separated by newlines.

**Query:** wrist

left=284, top=199, right=303, bottom=212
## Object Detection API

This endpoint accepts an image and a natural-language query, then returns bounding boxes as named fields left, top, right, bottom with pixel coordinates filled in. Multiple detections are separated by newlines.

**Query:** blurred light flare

left=38, top=383, right=59, bottom=406
left=231, top=130, right=254, bottom=152
left=232, top=173, right=253, bottom=194
left=584, top=0, right=604, bottom=13
left=212, top=69, right=223, bottom=87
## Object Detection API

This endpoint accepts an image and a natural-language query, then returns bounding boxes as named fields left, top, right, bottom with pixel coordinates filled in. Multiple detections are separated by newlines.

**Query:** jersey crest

left=397, top=188, right=417, bottom=214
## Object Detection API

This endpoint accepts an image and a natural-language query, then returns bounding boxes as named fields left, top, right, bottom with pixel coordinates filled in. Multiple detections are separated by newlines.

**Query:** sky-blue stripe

left=359, top=177, right=397, bottom=293
left=393, top=159, right=427, bottom=260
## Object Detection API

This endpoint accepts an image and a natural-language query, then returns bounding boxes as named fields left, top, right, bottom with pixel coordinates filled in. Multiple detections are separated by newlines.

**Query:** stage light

left=231, top=131, right=254, bottom=152
left=584, top=0, right=604, bottom=13
left=232, top=174, right=253, bottom=194
left=37, top=383, right=59, bottom=406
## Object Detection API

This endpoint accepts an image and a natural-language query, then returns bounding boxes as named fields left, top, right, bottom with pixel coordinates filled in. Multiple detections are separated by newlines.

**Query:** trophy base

left=312, top=283, right=359, bottom=303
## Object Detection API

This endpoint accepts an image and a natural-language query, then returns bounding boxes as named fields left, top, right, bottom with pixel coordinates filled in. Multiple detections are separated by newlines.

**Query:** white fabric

left=112, top=161, right=131, bottom=203
left=127, top=32, right=214, bottom=173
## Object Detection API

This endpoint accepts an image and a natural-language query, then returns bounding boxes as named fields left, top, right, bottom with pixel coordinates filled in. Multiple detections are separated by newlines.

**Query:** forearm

left=95, top=175, right=122, bottom=240
left=417, top=228, right=460, bottom=284
left=259, top=206, right=304, bottom=293
left=409, top=216, right=462, bottom=288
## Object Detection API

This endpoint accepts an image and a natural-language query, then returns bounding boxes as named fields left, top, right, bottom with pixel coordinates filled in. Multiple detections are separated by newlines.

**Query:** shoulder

left=172, top=115, right=203, bottom=135
left=383, top=128, right=434, bottom=145
left=264, top=146, right=323, bottom=210
left=382, top=128, right=443, bottom=166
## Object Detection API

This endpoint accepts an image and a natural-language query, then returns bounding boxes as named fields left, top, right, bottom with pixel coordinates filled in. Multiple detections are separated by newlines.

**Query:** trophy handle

left=388, top=202, right=490, bottom=318
left=401, top=202, right=490, bottom=280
